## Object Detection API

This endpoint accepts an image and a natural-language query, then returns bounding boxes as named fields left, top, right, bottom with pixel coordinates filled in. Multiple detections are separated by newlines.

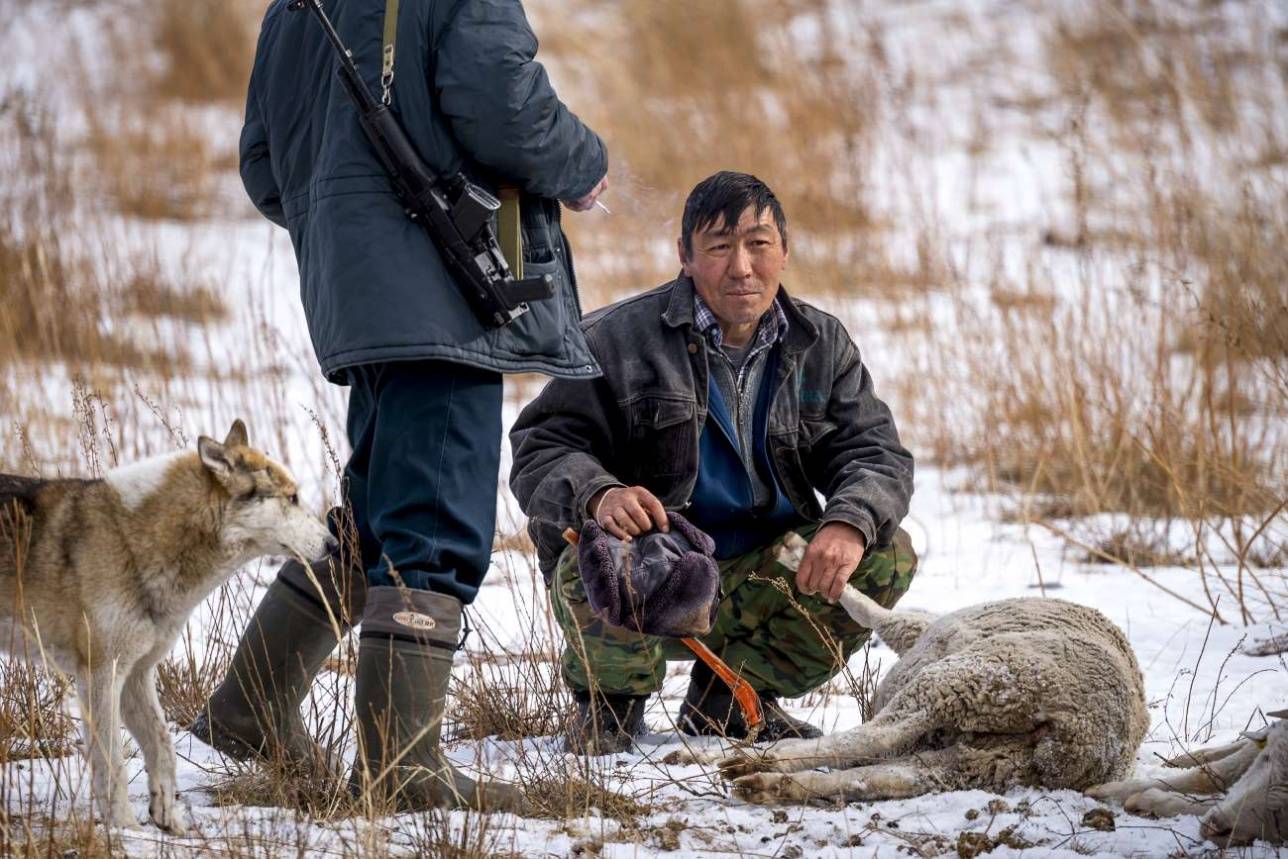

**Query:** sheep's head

left=1200, top=715, right=1288, bottom=846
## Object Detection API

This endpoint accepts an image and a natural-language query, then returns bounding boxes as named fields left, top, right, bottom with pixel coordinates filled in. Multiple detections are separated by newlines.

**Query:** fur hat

left=578, top=512, right=719, bottom=638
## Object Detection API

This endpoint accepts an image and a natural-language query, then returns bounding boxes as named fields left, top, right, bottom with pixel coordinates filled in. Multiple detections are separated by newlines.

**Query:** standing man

left=510, top=172, right=916, bottom=754
left=191, top=0, right=607, bottom=812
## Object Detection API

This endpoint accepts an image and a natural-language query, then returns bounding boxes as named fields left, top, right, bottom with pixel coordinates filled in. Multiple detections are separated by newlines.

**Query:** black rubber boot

left=564, top=689, right=648, bottom=756
left=678, top=660, right=823, bottom=741
left=350, top=586, right=528, bottom=813
left=189, top=550, right=366, bottom=770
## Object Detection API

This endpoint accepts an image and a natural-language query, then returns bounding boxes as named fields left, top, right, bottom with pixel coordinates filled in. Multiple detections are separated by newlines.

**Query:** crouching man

left=509, top=171, right=918, bottom=753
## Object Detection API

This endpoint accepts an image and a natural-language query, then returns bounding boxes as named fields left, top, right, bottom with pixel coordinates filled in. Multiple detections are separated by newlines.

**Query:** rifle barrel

left=297, top=0, right=379, bottom=110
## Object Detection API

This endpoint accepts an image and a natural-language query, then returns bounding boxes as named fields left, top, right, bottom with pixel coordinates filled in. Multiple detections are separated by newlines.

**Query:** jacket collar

left=661, top=274, right=818, bottom=355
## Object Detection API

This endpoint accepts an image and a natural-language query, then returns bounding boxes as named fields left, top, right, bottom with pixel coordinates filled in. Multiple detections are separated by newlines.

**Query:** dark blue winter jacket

left=241, top=0, right=607, bottom=381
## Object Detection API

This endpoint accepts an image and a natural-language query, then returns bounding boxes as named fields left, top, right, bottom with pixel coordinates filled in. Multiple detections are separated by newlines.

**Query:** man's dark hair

left=680, top=171, right=788, bottom=258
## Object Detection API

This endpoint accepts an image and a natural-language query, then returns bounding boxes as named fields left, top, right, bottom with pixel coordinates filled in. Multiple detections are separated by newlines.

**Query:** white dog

left=0, top=421, right=333, bottom=831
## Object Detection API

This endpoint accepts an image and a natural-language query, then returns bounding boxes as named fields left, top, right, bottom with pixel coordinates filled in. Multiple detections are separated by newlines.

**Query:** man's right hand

left=589, top=485, right=669, bottom=540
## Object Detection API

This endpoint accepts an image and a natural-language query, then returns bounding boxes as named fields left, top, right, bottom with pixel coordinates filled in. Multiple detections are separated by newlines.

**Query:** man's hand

left=796, top=522, right=866, bottom=602
left=589, top=485, right=669, bottom=540
left=564, top=175, right=608, bottom=212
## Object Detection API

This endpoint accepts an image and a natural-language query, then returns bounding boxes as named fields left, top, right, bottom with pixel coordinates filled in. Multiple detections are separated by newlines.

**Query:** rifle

left=287, top=0, right=554, bottom=328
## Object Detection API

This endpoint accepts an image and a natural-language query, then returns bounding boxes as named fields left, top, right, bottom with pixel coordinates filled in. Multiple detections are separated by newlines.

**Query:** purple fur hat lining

left=578, top=512, right=719, bottom=638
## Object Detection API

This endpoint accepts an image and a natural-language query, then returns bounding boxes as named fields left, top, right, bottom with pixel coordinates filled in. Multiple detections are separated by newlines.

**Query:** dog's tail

left=0, top=475, right=41, bottom=515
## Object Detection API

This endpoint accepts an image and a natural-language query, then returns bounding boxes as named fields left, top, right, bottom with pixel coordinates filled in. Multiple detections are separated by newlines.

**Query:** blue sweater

left=687, top=348, right=803, bottom=558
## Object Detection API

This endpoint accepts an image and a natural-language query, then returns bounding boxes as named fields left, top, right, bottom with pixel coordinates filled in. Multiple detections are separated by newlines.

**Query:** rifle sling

left=381, top=0, right=398, bottom=104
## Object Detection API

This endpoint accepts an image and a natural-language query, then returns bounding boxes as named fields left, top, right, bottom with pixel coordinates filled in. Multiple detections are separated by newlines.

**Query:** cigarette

left=595, top=199, right=612, bottom=214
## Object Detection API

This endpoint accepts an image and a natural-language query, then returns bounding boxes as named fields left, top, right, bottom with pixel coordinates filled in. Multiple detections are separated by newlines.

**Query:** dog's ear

left=224, top=419, right=249, bottom=449
left=198, top=436, right=235, bottom=479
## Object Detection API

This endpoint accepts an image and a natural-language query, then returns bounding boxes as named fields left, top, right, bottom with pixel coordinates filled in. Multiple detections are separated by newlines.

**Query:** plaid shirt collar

left=692, top=288, right=789, bottom=380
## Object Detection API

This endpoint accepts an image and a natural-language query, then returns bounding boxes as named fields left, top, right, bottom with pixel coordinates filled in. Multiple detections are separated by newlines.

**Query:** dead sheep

left=672, top=570, right=1149, bottom=804
left=1088, top=712, right=1287, bottom=846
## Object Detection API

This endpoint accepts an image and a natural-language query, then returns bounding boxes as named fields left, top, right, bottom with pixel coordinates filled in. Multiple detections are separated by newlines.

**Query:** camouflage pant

left=550, top=524, right=918, bottom=698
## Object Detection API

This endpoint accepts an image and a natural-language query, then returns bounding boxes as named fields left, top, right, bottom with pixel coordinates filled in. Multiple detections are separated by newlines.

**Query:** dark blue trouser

left=341, top=360, right=503, bottom=604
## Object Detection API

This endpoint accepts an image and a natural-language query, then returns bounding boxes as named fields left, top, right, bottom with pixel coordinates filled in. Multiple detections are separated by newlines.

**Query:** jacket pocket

left=799, top=416, right=837, bottom=449
left=498, top=254, right=567, bottom=357
left=626, top=396, right=696, bottom=478
left=770, top=433, right=822, bottom=518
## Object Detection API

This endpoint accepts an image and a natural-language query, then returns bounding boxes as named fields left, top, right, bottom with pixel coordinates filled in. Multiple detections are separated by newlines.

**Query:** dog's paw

left=717, top=750, right=780, bottom=779
left=108, top=801, right=142, bottom=830
left=149, top=789, right=191, bottom=834
left=732, top=772, right=805, bottom=804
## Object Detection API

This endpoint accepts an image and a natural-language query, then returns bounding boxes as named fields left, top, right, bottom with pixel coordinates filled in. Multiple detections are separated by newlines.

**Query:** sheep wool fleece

left=552, top=525, right=917, bottom=697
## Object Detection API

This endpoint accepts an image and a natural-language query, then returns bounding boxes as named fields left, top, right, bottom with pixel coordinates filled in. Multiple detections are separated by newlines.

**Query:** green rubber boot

left=189, top=551, right=366, bottom=770
left=350, top=586, right=528, bottom=813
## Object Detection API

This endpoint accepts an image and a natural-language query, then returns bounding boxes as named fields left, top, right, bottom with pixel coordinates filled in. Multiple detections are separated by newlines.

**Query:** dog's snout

left=324, top=533, right=340, bottom=554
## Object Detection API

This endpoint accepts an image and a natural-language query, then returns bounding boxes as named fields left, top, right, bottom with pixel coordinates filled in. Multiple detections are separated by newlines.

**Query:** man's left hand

left=564, top=175, right=608, bottom=212
left=796, top=522, right=866, bottom=603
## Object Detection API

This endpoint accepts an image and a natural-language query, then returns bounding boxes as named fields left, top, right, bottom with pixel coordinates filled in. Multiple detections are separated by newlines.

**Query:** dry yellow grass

left=83, top=115, right=226, bottom=223
left=151, top=0, right=257, bottom=105
left=0, top=661, right=75, bottom=761
left=538, top=0, right=885, bottom=303
left=904, top=1, right=1286, bottom=535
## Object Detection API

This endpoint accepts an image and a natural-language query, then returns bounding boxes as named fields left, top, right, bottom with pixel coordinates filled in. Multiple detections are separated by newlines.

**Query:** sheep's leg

left=1240, top=631, right=1288, bottom=657
left=837, top=584, right=933, bottom=656
left=775, top=539, right=930, bottom=656
left=1087, top=739, right=1260, bottom=804
left=732, top=740, right=1034, bottom=803
left=1200, top=728, right=1286, bottom=847
left=716, top=710, right=935, bottom=777
left=733, top=757, right=940, bottom=803
left=836, top=584, right=892, bottom=631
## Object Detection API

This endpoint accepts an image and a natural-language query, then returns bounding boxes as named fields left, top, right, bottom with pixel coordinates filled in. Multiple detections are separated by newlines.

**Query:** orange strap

left=679, top=636, right=763, bottom=736
left=561, top=527, right=763, bottom=736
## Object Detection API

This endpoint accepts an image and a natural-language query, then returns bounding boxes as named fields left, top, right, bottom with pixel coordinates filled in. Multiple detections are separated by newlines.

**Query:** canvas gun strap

left=381, top=0, right=399, bottom=104
left=497, top=186, right=523, bottom=278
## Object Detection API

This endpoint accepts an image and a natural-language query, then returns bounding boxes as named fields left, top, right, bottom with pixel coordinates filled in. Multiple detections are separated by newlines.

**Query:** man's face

left=679, top=205, right=788, bottom=333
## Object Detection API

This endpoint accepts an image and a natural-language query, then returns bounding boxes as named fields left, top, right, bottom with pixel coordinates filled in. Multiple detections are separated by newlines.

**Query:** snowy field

left=2, top=0, right=1286, bottom=855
